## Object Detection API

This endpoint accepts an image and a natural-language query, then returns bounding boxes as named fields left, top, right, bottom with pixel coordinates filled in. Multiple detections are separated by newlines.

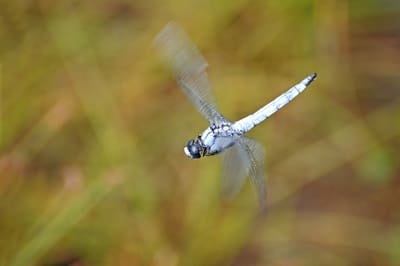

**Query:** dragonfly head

left=184, top=138, right=204, bottom=159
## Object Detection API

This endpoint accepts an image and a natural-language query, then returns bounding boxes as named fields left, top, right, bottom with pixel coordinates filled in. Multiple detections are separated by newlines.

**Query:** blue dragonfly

left=155, top=22, right=316, bottom=209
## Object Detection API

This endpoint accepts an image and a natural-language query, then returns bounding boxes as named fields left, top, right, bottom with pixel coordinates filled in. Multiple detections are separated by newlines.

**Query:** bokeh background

left=1, top=0, right=399, bottom=265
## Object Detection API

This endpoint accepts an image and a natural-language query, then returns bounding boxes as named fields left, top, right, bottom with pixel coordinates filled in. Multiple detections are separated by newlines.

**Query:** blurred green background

left=1, top=0, right=399, bottom=265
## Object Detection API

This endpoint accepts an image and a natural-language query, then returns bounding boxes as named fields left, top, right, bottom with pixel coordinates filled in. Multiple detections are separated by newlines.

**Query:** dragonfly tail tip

left=304, top=73, right=317, bottom=86
left=311, top=73, right=317, bottom=80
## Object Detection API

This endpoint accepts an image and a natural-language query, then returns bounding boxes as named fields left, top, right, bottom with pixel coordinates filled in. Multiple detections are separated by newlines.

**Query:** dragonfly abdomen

left=232, top=73, right=317, bottom=134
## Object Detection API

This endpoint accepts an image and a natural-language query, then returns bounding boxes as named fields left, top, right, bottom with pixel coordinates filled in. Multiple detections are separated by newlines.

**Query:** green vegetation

left=1, top=1, right=399, bottom=265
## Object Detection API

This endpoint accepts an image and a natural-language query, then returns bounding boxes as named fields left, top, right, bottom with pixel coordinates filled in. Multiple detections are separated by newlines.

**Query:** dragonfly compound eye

left=184, top=139, right=202, bottom=159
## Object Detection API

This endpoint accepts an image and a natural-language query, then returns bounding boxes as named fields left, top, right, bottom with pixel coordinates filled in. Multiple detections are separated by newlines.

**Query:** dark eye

left=184, top=139, right=202, bottom=159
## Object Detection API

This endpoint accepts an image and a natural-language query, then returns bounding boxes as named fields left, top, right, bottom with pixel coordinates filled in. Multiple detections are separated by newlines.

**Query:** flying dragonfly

left=155, top=22, right=317, bottom=209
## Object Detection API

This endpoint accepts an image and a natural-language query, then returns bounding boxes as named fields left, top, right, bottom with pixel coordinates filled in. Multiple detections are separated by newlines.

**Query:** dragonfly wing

left=155, top=22, right=226, bottom=124
left=222, top=136, right=267, bottom=209
left=221, top=140, right=250, bottom=200
left=238, top=137, right=267, bottom=210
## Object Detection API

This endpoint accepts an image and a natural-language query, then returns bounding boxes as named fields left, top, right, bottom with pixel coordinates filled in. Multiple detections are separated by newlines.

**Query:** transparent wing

left=221, top=140, right=250, bottom=200
left=155, top=22, right=226, bottom=124
left=222, top=136, right=267, bottom=209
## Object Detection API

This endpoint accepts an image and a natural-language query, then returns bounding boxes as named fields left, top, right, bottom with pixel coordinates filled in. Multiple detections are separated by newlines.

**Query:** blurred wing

left=155, top=22, right=226, bottom=124
left=221, top=140, right=250, bottom=200
left=222, top=136, right=267, bottom=209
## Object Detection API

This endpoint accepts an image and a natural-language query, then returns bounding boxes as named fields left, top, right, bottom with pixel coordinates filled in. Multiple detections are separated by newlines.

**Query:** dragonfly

left=155, top=22, right=317, bottom=209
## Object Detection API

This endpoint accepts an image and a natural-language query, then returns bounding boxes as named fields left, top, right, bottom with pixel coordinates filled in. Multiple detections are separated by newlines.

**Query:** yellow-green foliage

left=1, top=1, right=399, bottom=265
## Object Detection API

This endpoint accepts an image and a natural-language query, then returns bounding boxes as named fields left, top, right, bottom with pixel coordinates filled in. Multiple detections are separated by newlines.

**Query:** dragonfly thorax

left=184, top=124, right=238, bottom=159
